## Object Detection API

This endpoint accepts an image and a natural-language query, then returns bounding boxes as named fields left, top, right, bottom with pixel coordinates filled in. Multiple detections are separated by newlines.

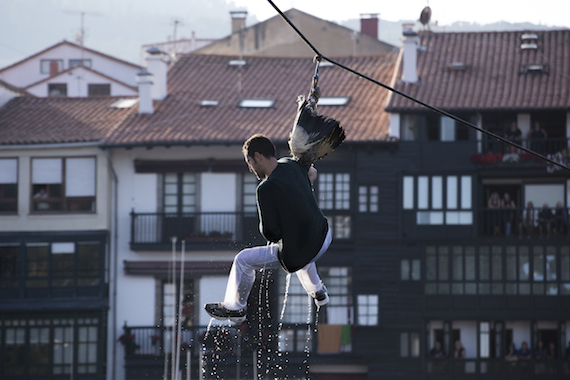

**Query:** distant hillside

left=340, top=18, right=568, bottom=47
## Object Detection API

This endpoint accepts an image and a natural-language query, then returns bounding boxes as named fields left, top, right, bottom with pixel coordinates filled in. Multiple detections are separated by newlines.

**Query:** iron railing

left=427, top=358, right=570, bottom=377
left=479, top=207, right=569, bottom=238
left=481, top=136, right=569, bottom=157
left=130, top=211, right=265, bottom=247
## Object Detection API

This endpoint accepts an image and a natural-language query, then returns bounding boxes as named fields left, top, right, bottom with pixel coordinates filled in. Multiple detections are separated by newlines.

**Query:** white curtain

left=65, top=158, right=96, bottom=196
left=0, top=159, right=17, bottom=184
left=32, top=158, right=62, bottom=184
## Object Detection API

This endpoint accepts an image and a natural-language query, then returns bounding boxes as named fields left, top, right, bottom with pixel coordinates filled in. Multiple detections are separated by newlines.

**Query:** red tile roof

left=103, top=53, right=399, bottom=147
left=387, top=29, right=570, bottom=112
left=0, top=97, right=137, bottom=145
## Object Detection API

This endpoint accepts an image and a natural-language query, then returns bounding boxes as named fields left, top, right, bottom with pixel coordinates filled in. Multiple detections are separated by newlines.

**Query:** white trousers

left=223, top=227, right=332, bottom=310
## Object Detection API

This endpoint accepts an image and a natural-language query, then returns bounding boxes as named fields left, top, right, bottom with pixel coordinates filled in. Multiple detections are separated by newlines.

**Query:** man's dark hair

left=242, top=134, right=276, bottom=158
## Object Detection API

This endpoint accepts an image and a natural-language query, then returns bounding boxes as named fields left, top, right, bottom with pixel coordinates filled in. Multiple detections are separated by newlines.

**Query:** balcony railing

left=427, top=358, right=570, bottom=378
left=479, top=207, right=569, bottom=238
left=482, top=136, right=569, bottom=156
left=130, top=211, right=265, bottom=249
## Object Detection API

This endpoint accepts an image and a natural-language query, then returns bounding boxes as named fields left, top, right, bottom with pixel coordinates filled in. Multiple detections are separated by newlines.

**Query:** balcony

left=478, top=207, right=569, bottom=239
left=121, top=323, right=351, bottom=380
left=130, top=211, right=266, bottom=250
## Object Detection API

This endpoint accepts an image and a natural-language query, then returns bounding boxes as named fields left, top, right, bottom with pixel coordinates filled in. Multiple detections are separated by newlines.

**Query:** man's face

left=245, top=153, right=264, bottom=180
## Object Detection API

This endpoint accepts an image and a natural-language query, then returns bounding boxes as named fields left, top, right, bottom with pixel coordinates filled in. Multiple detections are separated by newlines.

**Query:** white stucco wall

left=0, top=43, right=140, bottom=90
left=107, top=145, right=244, bottom=380
left=25, top=66, right=137, bottom=97
left=0, top=85, right=20, bottom=107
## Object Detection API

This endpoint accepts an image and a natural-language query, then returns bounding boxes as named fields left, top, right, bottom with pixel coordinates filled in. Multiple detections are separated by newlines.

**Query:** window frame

left=40, top=59, right=63, bottom=74
left=30, top=156, right=97, bottom=214
left=0, top=158, right=18, bottom=214
left=69, top=59, right=92, bottom=68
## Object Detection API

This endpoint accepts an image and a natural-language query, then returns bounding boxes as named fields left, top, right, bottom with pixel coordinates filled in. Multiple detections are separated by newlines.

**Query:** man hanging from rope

left=205, top=61, right=345, bottom=322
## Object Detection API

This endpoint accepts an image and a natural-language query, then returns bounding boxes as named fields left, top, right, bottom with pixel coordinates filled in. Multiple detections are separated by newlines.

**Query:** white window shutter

left=32, top=158, right=62, bottom=184
left=65, top=158, right=96, bottom=197
left=0, top=159, right=17, bottom=184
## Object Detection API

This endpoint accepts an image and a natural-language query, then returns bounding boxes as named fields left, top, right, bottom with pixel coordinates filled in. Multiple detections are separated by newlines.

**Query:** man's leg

left=223, top=244, right=279, bottom=310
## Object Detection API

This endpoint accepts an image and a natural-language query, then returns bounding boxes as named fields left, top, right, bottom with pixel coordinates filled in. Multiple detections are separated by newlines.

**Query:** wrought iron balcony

left=478, top=207, right=569, bottom=239
left=130, top=211, right=266, bottom=250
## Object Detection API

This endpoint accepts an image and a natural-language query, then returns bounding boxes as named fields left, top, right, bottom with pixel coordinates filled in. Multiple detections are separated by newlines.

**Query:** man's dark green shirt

left=256, top=157, right=328, bottom=273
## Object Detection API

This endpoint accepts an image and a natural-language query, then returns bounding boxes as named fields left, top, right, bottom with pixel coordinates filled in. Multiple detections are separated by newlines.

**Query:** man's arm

left=257, top=183, right=282, bottom=242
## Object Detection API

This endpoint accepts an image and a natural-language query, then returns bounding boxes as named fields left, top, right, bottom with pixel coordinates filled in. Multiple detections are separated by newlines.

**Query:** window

left=321, top=267, right=353, bottom=325
left=48, top=83, right=67, bottom=97
left=163, top=173, right=196, bottom=213
left=31, top=157, right=96, bottom=212
left=358, top=185, right=378, bottom=212
left=403, top=175, right=472, bottom=225
left=87, top=84, right=110, bottom=96
left=401, top=115, right=418, bottom=141
left=238, top=99, right=275, bottom=108
left=400, top=332, right=420, bottom=357
left=0, top=158, right=18, bottom=213
left=426, top=244, right=570, bottom=296
left=318, top=97, right=350, bottom=106
left=319, top=173, right=351, bottom=239
left=357, top=294, right=378, bottom=326
left=0, top=240, right=103, bottom=297
left=69, top=59, right=92, bottom=68
left=2, top=316, right=102, bottom=378
left=40, top=60, right=63, bottom=75
left=401, top=259, right=421, bottom=281
left=242, top=173, right=257, bottom=212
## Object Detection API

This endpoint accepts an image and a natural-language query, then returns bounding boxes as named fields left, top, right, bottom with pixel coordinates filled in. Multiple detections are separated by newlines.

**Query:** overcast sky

left=0, top=0, right=568, bottom=69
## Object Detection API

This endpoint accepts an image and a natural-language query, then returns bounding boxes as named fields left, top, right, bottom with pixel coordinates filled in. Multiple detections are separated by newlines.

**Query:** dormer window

left=238, top=99, right=275, bottom=108
left=318, top=96, right=350, bottom=106
left=69, top=59, right=92, bottom=68
left=521, top=64, right=548, bottom=75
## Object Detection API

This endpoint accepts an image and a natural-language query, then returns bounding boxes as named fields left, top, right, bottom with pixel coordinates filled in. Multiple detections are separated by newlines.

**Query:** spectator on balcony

left=538, top=203, right=553, bottom=238
left=488, top=192, right=501, bottom=236
left=453, top=340, right=466, bottom=359
left=501, top=193, right=516, bottom=237
left=505, top=342, right=518, bottom=361
left=552, top=201, right=568, bottom=237
left=547, top=342, right=557, bottom=360
left=520, top=201, right=537, bottom=238
left=429, top=341, right=446, bottom=359
left=518, top=341, right=532, bottom=360
left=528, top=121, right=547, bottom=154
left=535, top=340, right=548, bottom=360
left=505, top=121, right=523, bottom=153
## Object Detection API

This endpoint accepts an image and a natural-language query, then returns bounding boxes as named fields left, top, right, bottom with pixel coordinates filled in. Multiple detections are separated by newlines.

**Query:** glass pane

left=452, top=283, right=463, bottom=294
left=562, top=248, right=570, bottom=281
left=401, top=260, right=410, bottom=280
left=426, top=254, right=436, bottom=281
left=403, top=177, right=414, bottom=209
left=411, top=260, right=421, bottom=280
left=505, top=283, right=517, bottom=294
left=182, top=184, right=195, bottom=194
left=465, top=282, right=477, bottom=294
left=546, top=254, right=556, bottom=281
left=519, top=283, right=531, bottom=295
left=446, top=176, right=458, bottom=209
left=438, top=246, right=449, bottom=281
left=519, top=247, right=529, bottom=281
left=453, top=247, right=463, bottom=281
left=533, top=246, right=544, bottom=281
left=479, top=247, right=490, bottom=281
left=465, top=247, right=475, bottom=281
left=164, top=195, right=177, bottom=206
left=400, top=332, right=409, bottom=357
left=411, top=333, right=420, bottom=357
left=506, top=246, right=517, bottom=280
left=432, top=176, right=442, bottom=209
left=418, top=177, right=428, bottom=209
left=164, top=173, right=177, bottom=183
left=492, top=246, right=502, bottom=281
left=438, top=283, right=450, bottom=294
left=460, top=176, right=472, bottom=209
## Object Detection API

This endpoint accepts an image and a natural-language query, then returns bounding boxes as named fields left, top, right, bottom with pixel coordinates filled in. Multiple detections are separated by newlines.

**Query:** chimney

left=230, top=11, right=247, bottom=34
left=137, top=70, right=153, bottom=114
left=360, top=13, right=379, bottom=39
left=402, top=23, right=419, bottom=83
left=145, top=47, right=169, bottom=101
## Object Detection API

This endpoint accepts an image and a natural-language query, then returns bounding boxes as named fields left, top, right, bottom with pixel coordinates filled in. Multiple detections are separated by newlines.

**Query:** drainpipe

left=105, top=148, right=119, bottom=380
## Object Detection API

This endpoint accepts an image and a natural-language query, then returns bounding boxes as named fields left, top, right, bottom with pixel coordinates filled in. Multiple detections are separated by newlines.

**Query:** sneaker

left=204, top=302, right=246, bottom=323
left=310, top=284, right=329, bottom=307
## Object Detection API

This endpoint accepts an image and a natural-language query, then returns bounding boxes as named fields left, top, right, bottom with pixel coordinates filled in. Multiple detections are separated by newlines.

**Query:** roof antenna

left=170, top=18, right=184, bottom=62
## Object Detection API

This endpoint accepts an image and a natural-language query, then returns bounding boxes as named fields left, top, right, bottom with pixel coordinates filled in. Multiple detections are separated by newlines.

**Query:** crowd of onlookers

left=487, top=192, right=568, bottom=238
left=428, top=340, right=570, bottom=360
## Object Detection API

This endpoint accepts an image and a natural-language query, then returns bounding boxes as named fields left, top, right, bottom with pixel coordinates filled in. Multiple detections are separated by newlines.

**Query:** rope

left=266, top=0, right=570, bottom=171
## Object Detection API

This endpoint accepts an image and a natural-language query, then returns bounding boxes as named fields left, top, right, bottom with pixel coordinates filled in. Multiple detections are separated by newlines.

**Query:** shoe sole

left=314, top=293, right=329, bottom=307
left=205, top=309, right=246, bottom=323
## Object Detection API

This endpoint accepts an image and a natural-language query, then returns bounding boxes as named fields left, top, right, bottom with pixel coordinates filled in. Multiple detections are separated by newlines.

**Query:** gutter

left=0, top=141, right=100, bottom=150
left=104, top=148, right=119, bottom=380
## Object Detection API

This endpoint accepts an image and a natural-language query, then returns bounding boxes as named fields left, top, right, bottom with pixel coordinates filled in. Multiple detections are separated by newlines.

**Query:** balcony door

left=162, top=173, right=197, bottom=241
left=200, top=173, right=237, bottom=238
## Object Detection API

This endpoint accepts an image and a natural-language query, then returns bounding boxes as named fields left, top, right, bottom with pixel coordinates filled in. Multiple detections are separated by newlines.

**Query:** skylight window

left=238, top=99, right=275, bottom=108
left=319, top=61, right=334, bottom=67
left=200, top=100, right=219, bottom=107
left=229, top=60, right=247, bottom=66
left=111, top=99, right=139, bottom=108
left=318, top=96, right=350, bottom=106
left=521, top=33, right=538, bottom=40
left=521, top=43, right=538, bottom=50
